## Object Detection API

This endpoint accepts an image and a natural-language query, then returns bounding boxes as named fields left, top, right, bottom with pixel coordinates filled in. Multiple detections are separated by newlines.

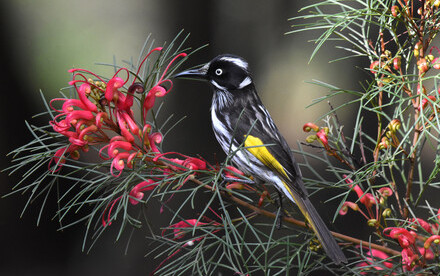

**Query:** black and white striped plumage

left=174, top=54, right=346, bottom=264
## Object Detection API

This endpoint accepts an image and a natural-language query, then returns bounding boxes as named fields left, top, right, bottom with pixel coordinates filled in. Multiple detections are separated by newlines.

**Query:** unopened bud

left=389, top=119, right=401, bottom=133
left=303, top=123, right=319, bottom=132
left=414, top=42, right=423, bottom=57
left=368, top=219, right=378, bottom=227
left=433, top=58, right=440, bottom=70
left=391, top=5, right=399, bottom=17
left=382, top=208, right=392, bottom=217
left=393, top=56, right=401, bottom=70
left=417, top=58, right=428, bottom=73
left=370, top=60, right=380, bottom=73
left=306, top=135, right=317, bottom=143
left=379, top=137, right=390, bottom=149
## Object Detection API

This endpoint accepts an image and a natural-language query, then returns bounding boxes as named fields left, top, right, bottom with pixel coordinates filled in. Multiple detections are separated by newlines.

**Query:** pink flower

left=384, top=227, right=415, bottom=248
left=370, top=60, right=380, bottom=73
left=401, top=248, right=418, bottom=271
left=107, top=140, right=133, bottom=158
left=345, top=177, right=376, bottom=209
left=316, top=128, right=329, bottom=149
left=153, top=152, right=207, bottom=171
left=128, top=180, right=157, bottom=205
left=409, top=218, right=433, bottom=234
left=165, top=219, right=208, bottom=240
left=419, top=95, right=437, bottom=111
left=48, top=145, right=79, bottom=172
left=357, top=249, right=394, bottom=274
left=302, top=122, right=319, bottom=132
left=105, top=77, right=125, bottom=101
left=423, top=234, right=440, bottom=249
left=339, top=201, right=359, bottom=215
left=378, top=187, right=393, bottom=198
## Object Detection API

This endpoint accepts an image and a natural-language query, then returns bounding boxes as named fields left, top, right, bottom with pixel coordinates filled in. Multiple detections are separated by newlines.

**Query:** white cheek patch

left=211, top=80, right=226, bottom=90
left=238, top=77, right=252, bottom=89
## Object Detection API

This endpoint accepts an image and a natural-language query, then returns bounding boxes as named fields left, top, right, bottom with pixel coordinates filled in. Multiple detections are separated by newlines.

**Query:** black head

left=174, top=54, right=252, bottom=90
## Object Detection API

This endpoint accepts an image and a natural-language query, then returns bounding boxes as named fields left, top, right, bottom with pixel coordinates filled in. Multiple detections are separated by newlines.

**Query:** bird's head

left=174, top=54, right=253, bottom=91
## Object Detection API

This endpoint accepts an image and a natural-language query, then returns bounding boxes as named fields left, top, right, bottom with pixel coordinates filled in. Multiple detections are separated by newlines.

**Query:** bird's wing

left=230, top=98, right=307, bottom=197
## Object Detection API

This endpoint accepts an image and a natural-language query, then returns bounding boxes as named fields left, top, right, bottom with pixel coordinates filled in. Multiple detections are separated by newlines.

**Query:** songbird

left=174, top=54, right=347, bottom=264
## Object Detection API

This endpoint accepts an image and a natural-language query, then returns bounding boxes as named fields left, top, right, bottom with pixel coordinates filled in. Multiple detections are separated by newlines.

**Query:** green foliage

left=291, top=0, right=440, bottom=274
left=6, top=1, right=440, bottom=275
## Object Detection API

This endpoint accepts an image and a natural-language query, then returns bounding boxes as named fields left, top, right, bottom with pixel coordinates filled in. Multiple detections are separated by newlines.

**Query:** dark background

left=0, top=1, right=363, bottom=275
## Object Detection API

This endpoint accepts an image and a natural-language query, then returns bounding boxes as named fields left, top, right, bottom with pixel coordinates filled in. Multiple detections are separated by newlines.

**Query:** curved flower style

left=49, top=48, right=186, bottom=176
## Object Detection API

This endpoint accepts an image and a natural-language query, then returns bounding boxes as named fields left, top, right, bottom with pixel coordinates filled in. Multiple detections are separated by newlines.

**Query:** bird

left=174, top=54, right=347, bottom=264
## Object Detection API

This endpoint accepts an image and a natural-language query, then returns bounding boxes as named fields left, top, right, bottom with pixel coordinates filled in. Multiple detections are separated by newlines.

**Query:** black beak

left=173, top=66, right=208, bottom=80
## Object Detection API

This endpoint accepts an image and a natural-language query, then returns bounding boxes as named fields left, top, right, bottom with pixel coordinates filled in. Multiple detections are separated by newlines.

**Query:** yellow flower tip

left=388, top=119, right=401, bottom=134
left=306, top=134, right=318, bottom=143
left=382, top=208, right=392, bottom=217
left=391, top=5, right=400, bottom=17
left=303, top=123, right=319, bottom=132
left=368, top=219, right=378, bottom=227
left=379, top=137, right=390, bottom=149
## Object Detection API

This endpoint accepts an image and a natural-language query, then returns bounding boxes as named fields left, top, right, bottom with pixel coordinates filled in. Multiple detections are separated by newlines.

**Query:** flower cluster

left=46, top=48, right=224, bottom=228
left=377, top=119, right=401, bottom=150
left=303, top=123, right=330, bottom=150
left=152, top=210, right=222, bottom=274
left=369, top=49, right=402, bottom=79
left=341, top=175, right=440, bottom=272
left=339, top=175, right=393, bottom=228
left=383, top=214, right=440, bottom=272
left=49, top=47, right=185, bottom=176
left=356, top=249, right=394, bottom=275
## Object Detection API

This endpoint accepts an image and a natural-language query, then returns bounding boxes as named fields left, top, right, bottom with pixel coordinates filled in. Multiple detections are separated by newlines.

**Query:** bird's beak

left=173, top=65, right=208, bottom=80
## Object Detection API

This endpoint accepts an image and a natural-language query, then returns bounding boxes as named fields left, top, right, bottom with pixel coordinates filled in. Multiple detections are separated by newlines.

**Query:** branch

left=190, top=177, right=401, bottom=257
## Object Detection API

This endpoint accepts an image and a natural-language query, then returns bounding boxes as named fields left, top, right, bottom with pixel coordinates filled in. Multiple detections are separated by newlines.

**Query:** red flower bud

left=370, top=60, right=380, bottom=74
left=303, top=122, right=319, bottom=132
left=393, top=56, right=401, bottom=70
left=391, top=5, right=399, bottom=17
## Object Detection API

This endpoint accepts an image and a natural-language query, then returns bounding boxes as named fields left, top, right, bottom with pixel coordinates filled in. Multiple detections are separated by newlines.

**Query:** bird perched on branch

left=174, top=54, right=346, bottom=264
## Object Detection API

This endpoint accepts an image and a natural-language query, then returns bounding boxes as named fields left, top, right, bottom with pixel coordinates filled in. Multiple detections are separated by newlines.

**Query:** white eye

left=215, top=68, right=223, bottom=76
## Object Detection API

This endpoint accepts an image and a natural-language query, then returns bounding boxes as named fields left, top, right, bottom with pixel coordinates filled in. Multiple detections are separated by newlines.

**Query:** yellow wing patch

left=243, top=135, right=298, bottom=200
left=243, top=135, right=287, bottom=178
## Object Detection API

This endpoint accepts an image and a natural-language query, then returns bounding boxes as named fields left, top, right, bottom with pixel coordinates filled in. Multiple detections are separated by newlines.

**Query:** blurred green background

left=0, top=0, right=362, bottom=275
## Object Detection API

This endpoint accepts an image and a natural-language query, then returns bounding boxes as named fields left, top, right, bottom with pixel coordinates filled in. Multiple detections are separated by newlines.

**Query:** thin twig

left=358, top=124, right=367, bottom=166
left=191, top=177, right=402, bottom=257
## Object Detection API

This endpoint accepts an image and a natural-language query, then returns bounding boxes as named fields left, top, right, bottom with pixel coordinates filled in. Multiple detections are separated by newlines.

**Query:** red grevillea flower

left=49, top=47, right=186, bottom=178
left=129, top=179, right=157, bottom=205
left=357, top=249, right=394, bottom=274
left=339, top=201, right=359, bottom=215
left=384, top=227, right=415, bottom=248
left=401, top=248, right=418, bottom=271
left=153, top=152, right=207, bottom=171
left=344, top=176, right=376, bottom=209
left=409, top=218, right=433, bottom=234
left=302, top=122, right=319, bottom=132
left=152, top=216, right=221, bottom=275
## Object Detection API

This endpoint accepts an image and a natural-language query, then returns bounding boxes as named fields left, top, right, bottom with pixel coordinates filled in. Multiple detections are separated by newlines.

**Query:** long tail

left=292, top=190, right=347, bottom=264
